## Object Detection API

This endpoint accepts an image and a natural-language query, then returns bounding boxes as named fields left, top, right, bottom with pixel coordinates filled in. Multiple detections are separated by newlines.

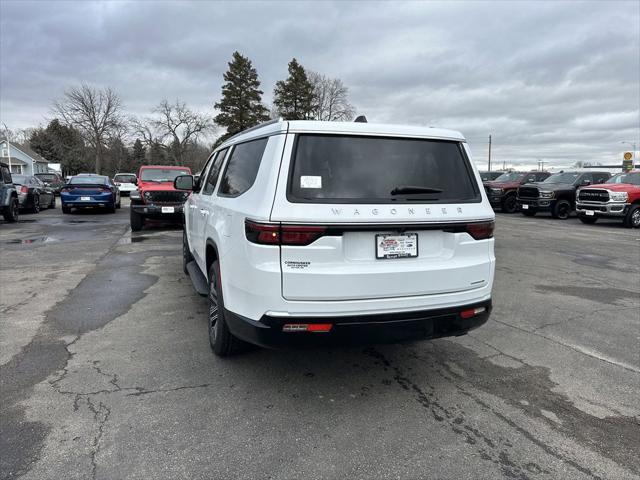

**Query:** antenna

left=354, top=115, right=368, bottom=123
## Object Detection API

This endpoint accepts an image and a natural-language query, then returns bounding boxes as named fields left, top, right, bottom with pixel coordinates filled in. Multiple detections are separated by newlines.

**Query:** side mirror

left=174, top=175, right=194, bottom=191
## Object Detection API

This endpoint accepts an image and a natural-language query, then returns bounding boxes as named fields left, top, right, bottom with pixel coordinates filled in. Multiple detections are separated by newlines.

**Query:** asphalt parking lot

left=1, top=199, right=639, bottom=480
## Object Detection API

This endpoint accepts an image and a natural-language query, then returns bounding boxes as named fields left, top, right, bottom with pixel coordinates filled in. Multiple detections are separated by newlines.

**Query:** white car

left=176, top=120, right=495, bottom=356
left=113, top=173, right=138, bottom=195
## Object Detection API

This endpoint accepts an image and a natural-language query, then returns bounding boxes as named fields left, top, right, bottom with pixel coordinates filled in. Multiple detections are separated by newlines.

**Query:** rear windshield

left=12, top=174, right=27, bottom=184
left=35, top=174, right=57, bottom=181
left=140, top=168, right=190, bottom=181
left=114, top=174, right=136, bottom=183
left=69, top=176, right=107, bottom=185
left=606, top=172, right=640, bottom=185
left=288, top=135, right=480, bottom=204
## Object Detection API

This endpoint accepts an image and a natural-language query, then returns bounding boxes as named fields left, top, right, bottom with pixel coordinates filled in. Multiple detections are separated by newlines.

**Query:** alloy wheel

left=633, top=209, right=640, bottom=227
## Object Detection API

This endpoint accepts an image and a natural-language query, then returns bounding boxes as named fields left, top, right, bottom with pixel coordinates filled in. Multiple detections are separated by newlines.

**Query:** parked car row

left=482, top=169, right=640, bottom=227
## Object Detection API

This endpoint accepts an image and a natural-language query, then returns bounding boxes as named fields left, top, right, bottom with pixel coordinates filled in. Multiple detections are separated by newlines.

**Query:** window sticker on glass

left=300, top=175, right=322, bottom=189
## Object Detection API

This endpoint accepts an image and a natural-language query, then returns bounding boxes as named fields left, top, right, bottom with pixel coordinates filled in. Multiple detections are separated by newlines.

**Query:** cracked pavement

left=1, top=200, right=639, bottom=479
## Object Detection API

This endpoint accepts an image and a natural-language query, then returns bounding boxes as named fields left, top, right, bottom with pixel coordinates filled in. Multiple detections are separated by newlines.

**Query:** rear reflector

left=460, top=307, right=487, bottom=319
left=465, top=221, right=494, bottom=240
left=283, top=323, right=333, bottom=333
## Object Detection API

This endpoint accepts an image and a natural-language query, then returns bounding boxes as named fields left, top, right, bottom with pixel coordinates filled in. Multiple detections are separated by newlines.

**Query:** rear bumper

left=576, top=201, right=629, bottom=218
left=224, top=300, right=492, bottom=349
left=61, top=193, right=115, bottom=208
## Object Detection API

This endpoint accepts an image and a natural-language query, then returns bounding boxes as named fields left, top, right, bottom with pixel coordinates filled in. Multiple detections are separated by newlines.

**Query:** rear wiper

left=390, top=186, right=443, bottom=195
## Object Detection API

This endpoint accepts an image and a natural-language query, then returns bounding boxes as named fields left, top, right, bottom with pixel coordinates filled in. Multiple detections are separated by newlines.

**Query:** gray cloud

left=1, top=0, right=638, bottom=169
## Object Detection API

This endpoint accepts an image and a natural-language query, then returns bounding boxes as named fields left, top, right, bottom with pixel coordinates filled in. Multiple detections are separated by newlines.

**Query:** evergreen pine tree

left=273, top=58, right=316, bottom=120
left=214, top=51, right=269, bottom=141
left=131, top=138, right=146, bottom=170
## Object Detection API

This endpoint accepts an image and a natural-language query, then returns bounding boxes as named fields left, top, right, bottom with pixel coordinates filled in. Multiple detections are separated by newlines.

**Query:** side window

left=594, top=173, right=609, bottom=184
left=579, top=173, right=593, bottom=185
left=218, top=138, right=268, bottom=197
left=525, top=174, right=536, bottom=183
left=536, top=173, right=547, bottom=182
left=202, top=148, right=228, bottom=195
left=1, top=166, right=11, bottom=183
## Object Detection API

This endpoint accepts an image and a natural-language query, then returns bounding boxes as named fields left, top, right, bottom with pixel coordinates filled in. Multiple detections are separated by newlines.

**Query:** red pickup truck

left=576, top=170, right=640, bottom=228
left=129, top=165, right=192, bottom=231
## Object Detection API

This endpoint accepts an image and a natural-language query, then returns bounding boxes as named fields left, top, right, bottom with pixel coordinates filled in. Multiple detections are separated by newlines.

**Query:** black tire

left=551, top=199, right=572, bottom=219
left=183, top=230, right=194, bottom=275
left=623, top=205, right=640, bottom=229
left=130, top=209, right=144, bottom=231
left=3, top=198, right=19, bottom=222
left=501, top=194, right=517, bottom=213
left=31, top=194, right=40, bottom=214
left=62, top=204, right=71, bottom=214
left=521, top=209, right=536, bottom=217
left=107, top=203, right=116, bottom=213
left=50, top=195, right=56, bottom=209
left=208, top=262, right=245, bottom=356
left=578, top=214, right=597, bottom=224
left=116, top=197, right=121, bottom=209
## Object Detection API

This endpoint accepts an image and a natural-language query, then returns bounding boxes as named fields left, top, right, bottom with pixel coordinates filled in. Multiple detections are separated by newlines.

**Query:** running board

left=186, top=261, right=208, bottom=296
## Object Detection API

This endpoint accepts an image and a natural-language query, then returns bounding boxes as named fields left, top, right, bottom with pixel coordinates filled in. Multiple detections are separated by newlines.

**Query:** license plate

left=376, top=233, right=418, bottom=259
left=585, top=210, right=594, bottom=216
left=161, top=206, right=175, bottom=213
left=80, top=196, right=91, bottom=201
left=522, top=204, right=529, bottom=210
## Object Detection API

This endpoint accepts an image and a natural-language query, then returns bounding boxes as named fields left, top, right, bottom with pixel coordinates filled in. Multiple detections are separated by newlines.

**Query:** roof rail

left=223, top=118, right=282, bottom=144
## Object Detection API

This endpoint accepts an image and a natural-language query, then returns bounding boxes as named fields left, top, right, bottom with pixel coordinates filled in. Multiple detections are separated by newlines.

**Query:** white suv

left=175, top=120, right=495, bottom=356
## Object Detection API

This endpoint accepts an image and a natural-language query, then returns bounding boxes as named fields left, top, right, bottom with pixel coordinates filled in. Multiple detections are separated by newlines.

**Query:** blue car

left=61, top=175, right=121, bottom=214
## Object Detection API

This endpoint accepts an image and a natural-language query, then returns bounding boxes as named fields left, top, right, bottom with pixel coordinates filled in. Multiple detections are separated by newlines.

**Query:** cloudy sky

left=1, top=0, right=638, bottom=169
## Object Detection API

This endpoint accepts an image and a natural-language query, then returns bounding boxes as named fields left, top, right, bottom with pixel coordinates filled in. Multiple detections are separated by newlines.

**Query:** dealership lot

left=1, top=201, right=639, bottom=480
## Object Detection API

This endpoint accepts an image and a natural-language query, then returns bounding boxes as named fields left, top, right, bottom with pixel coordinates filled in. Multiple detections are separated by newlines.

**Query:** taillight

left=245, top=220, right=327, bottom=246
left=245, top=220, right=280, bottom=245
left=61, top=187, right=70, bottom=193
left=466, top=221, right=494, bottom=240
left=281, top=225, right=326, bottom=245
left=20, top=186, right=28, bottom=194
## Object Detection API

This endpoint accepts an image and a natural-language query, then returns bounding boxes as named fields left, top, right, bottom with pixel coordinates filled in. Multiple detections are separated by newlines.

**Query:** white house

left=0, top=140, right=50, bottom=175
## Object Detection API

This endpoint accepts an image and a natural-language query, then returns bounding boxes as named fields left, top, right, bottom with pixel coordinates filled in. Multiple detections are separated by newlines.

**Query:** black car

left=35, top=172, right=65, bottom=195
left=0, top=162, right=19, bottom=222
left=479, top=171, right=503, bottom=182
left=517, top=171, right=611, bottom=219
left=12, top=174, right=56, bottom=213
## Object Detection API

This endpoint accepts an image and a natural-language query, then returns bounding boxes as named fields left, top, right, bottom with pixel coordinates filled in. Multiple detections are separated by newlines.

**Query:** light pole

left=621, top=141, right=637, bottom=167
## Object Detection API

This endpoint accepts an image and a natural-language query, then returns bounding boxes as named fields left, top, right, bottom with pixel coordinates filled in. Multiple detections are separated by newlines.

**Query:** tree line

left=1, top=52, right=355, bottom=177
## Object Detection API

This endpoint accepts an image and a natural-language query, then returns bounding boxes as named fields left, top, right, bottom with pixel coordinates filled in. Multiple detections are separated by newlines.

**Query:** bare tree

left=307, top=71, right=355, bottom=121
left=132, top=99, right=213, bottom=165
left=53, top=84, right=123, bottom=174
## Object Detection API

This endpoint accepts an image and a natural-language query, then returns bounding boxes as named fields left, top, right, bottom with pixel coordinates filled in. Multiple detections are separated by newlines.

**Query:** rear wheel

left=50, top=195, right=56, bottom=208
left=130, top=209, right=144, bottom=231
left=551, top=199, right=571, bottom=219
left=183, top=230, right=194, bottom=275
left=578, top=214, right=597, bottom=224
left=501, top=194, right=517, bottom=213
left=3, top=198, right=19, bottom=222
left=116, top=196, right=121, bottom=209
left=31, top=194, right=40, bottom=214
left=208, top=261, right=245, bottom=356
left=107, top=203, right=116, bottom=213
left=62, top=204, right=71, bottom=214
left=623, top=205, right=640, bottom=228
